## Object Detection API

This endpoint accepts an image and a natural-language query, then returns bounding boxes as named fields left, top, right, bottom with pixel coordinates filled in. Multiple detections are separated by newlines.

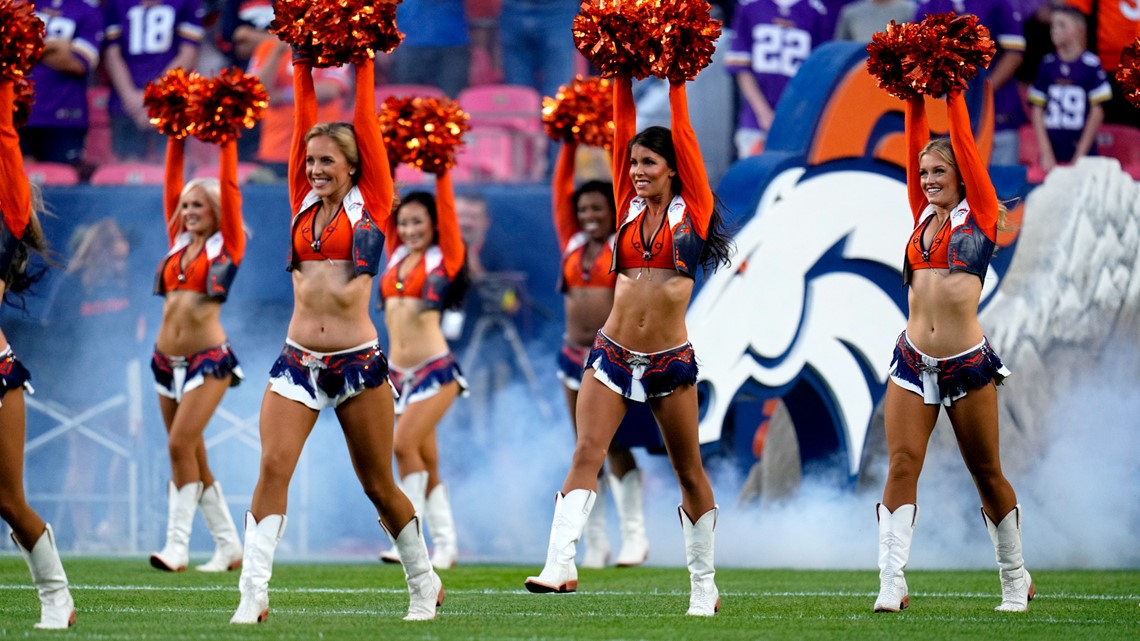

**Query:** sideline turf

left=1, top=560, right=1137, bottom=640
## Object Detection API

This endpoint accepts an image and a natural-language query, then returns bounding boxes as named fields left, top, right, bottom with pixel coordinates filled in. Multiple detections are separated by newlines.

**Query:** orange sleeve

left=904, top=96, right=930, bottom=222
left=352, top=59, right=394, bottom=229
left=552, top=141, right=579, bottom=251
left=435, top=170, right=465, bottom=278
left=946, top=92, right=999, bottom=238
left=669, top=82, right=712, bottom=237
left=612, top=75, right=636, bottom=226
left=383, top=196, right=399, bottom=259
left=0, top=80, right=29, bottom=239
left=219, top=140, right=246, bottom=264
left=289, top=59, right=317, bottom=213
left=163, top=137, right=185, bottom=244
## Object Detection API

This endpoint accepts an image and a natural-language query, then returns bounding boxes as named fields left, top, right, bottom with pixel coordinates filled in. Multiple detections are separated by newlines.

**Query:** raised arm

left=552, top=141, right=579, bottom=250
left=669, top=82, right=713, bottom=237
left=612, top=74, right=636, bottom=222
left=163, top=136, right=186, bottom=244
left=946, top=91, right=998, bottom=237
left=289, top=57, right=318, bottom=212
left=435, top=170, right=465, bottom=278
left=904, top=96, right=930, bottom=222
left=352, top=59, right=394, bottom=229
left=0, top=80, right=29, bottom=239
left=219, top=139, right=246, bottom=264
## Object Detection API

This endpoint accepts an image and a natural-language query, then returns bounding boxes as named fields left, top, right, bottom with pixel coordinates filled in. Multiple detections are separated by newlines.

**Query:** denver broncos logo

left=689, top=42, right=1026, bottom=479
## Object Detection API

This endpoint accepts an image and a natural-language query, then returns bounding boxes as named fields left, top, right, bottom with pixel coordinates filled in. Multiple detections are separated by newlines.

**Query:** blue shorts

left=152, top=342, right=243, bottom=403
left=556, top=340, right=590, bottom=391
left=586, top=331, right=698, bottom=402
left=390, top=352, right=469, bottom=415
left=0, top=346, right=33, bottom=407
left=269, top=339, right=390, bottom=411
left=888, top=331, right=1010, bottom=406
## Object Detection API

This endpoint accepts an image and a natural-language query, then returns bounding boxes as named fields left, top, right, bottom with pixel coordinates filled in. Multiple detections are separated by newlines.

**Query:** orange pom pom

left=542, top=75, right=614, bottom=149
left=650, top=0, right=722, bottom=83
left=1117, top=38, right=1140, bottom=109
left=12, top=75, right=33, bottom=128
left=573, top=0, right=657, bottom=79
left=867, top=12, right=995, bottom=98
left=0, top=0, right=45, bottom=80
left=193, top=68, right=269, bottom=144
left=144, top=69, right=208, bottom=139
left=377, top=96, right=470, bottom=175
left=271, top=0, right=403, bottom=68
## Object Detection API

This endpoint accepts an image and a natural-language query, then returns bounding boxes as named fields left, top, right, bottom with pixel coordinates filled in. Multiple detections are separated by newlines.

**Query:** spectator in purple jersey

left=1028, top=5, right=1111, bottom=171
left=914, top=0, right=1026, bottom=166
left=19, top=0, right=104, bottom=167
left=725, top=0, right=830, bottom=159
left=102, top=0, right=204, bottom=161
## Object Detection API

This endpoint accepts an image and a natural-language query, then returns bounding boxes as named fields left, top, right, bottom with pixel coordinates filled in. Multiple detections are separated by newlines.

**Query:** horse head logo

left=690, top=42, right=1023, bottom=480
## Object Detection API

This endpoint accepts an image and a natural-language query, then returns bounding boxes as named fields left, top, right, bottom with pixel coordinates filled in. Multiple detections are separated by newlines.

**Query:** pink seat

left=1096, top=124, right=1140, bottom=166
left=458, top=84, right=546, bottom=181
left=87, top=86, right=111, bottom=128
left=191, top=162, right=264, bottom=184
left=453, top=128, right=516, bottom=183
left=394, top=164, right=432, bottom=186
left=89, top=162, right=166, bottom=185
left=1017, top=124, right=1039, bottom=166
left=24, top=162, right=80, bottom=186
left=375, top=84, right=448, bottom=104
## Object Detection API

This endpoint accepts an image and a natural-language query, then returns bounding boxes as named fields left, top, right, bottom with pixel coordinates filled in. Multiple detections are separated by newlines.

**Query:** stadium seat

left=458, top=84, right=547, bottom=181
left=84, top=86, right=116, bottom=166
left=1096, top=124, right=1140, bottom=166
left=1017, top=124, right=1039, bottom=166
left=394, top=164, right=433, bottom=186
left=89, top=162, right=166, bottom=185
left=190, top=162, right=265, bottom=184
left=375, top=84, right=448, bottom=105
left=24, top=162, right=80, bottom=186
left=453, top=127, right=516, bottom=183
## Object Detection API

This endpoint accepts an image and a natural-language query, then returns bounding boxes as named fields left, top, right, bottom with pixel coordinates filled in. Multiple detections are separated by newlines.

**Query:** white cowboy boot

left=525, top=489, right=596, bottom=593
left=580, top=476, right=610, bottom=569
left=380, top=471, right=428, bottom=563
left=230, top=512, right=287, bottom=624
left=610, top=469, right=649, bottom=566
left=12, top=524, right=75, bottom=629
left=196, top=481, right=242, bottom=572
left=983, top=504, right=1035, bottom=612
left=424, top=483, right=459, bottom=569
left=382, top=515, right=444, bottom=621
left=874, top=503, right=917, bottom=612
left=680, top=505, right=719, bottom=616
left=150, top=481, right=203, bottom=572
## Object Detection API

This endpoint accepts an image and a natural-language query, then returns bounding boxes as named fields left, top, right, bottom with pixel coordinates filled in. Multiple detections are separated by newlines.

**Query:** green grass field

left=1, top=560, right=1137, bottom=640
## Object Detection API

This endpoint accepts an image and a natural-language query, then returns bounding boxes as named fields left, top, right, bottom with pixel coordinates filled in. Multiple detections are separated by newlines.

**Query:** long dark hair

left=396, top=190, right=470, bottom=311
left=2, top=184, right=52, bottom=306
left=627, top=126, right=734, bottom=272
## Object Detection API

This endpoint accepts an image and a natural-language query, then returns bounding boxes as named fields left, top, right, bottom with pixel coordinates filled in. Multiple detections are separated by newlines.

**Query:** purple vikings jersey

left=29, top=0, right=104, bottom=127
left=1028, top=52, right=1112, bottom=163
left=725, top=0, right=831, bottom=131
left=103, top=0, right=204, bottom=116
left=914, top=0, right=1026, bottom=131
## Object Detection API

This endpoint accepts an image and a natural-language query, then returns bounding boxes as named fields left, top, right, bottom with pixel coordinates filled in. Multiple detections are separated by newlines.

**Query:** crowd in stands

left=17, top=0, right=1140, bottom=186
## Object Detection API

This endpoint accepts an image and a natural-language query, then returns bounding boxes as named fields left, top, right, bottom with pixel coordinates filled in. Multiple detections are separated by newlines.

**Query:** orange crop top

left=616, top=212, right=675, bottom=271
left=905, top=214, right=951, bottom=271
left=563, top=243, right=617, bottom=289
left=379, top=255, right=427, bottom=299
left=161, top=246, right=211, bottom=292
left=292, top=204, right=354, bottom=263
